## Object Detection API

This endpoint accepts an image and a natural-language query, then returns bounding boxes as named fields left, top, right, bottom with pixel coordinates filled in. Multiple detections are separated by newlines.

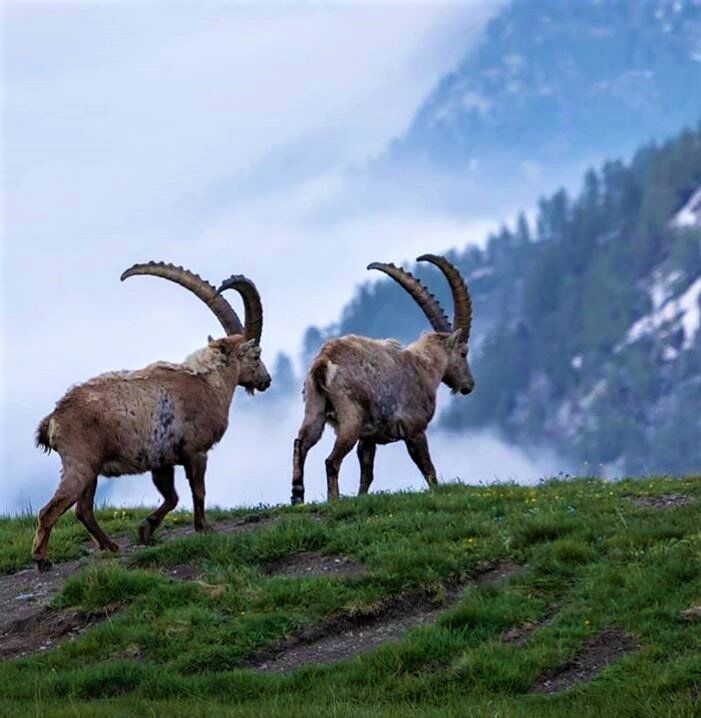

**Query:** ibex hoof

left=102, top=540, right=120, bottom=554
left=195, top=522, right=214, bottom=533
left=138, top=520, right=155, bottom=545
left=34, top=557, right=53, bottom=572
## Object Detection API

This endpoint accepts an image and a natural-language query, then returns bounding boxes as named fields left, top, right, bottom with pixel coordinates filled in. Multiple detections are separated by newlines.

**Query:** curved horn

left=121, top=261, right=244, bottom=336
left=417, top=254, right=472, bottom=339
left=216, top=275, right=263, bottom=343
left=367, top=262, right=451, bottom=333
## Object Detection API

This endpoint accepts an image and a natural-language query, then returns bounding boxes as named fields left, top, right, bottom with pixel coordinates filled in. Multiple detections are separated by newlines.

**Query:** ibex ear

left=445, top=329, right=463, bottom=350
left=210, top=338, right=230, bottom=355
left=207, top=335, right=214, bottom=344
left=238, top=338, right=258, bottom=356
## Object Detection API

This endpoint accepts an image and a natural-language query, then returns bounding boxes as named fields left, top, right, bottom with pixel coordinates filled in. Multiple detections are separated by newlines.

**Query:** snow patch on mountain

left=649, top=269, right=684, bottom=310
left=623, top=275, right=701, bottom=352
left=672, top=186, right=701, bottom=227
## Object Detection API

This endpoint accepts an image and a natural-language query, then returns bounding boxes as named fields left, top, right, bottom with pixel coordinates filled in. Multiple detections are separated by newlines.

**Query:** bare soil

left=680, top=606, right=701, bottom=622
left=629, top=494, right=694, bottom=509
left=530, top=628, right=639, bottom=693
left=113, top=643, right=145, bottom=661
left=161, top=564, right=203, bottom=581
left=249, top=561, right=525, bottom=674
left=168, top=513, right=274, bottom=538
left=0, top=514, right=274, bottom=660
left=0, top=560, right=83, bottom=637
left=0, top=603, right=120, bottom=660
left=501, top=604, right=559, bottom=646
left=264, top=552, right=367, bottom=579
left=473, top=561, right=526, bottom=586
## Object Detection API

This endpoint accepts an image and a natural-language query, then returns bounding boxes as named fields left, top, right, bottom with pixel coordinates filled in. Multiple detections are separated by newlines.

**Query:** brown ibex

left=33, top=263, right=271, bottom=569
left=291, top=254, right=474, bottom=504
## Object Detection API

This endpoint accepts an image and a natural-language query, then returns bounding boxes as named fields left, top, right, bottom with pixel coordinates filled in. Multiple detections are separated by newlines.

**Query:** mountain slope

left=390, top=0, right=701, bottom=181
left=309, top=122, right=701, bottom=475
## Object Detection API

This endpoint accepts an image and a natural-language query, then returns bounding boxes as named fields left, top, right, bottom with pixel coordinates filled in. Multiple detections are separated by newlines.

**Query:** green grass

left=1, top=477, right=700, bottom=717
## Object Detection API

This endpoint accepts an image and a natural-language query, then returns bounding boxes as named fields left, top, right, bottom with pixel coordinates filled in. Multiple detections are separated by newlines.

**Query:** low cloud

left=97, top=394, right=567, bottom=511
left=5, top=388, right=567, bottom=515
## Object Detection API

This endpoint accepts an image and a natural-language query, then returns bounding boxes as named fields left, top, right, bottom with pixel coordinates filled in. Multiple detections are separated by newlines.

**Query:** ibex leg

left=292, top=390, right=326, bottom=505
left=357, top=439, right=377, bottom=495
left=405, top=432, right=438, bottom=488
left=138, top=466, right=178, bottom=544
left=75, top=478, right=119, bottom=553
left=325, top=425, right=360, bottom=501
left=32, top=459, right=90, bottom=570
left=185, top=453, right=211, bottom=532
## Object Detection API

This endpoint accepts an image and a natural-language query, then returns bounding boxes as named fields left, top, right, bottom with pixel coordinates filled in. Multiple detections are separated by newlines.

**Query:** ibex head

left=208, top=336, right=271, bottom=393
left=443, top=329, right=474, bottom=395
left=120, top=262, right=272, bottom=393
left=417, top=254, right=474, bottom=395
left=237, top=339, right=272, bottom=393
left=217, top=273, right=271, bottom=393
left=368, top=253, right=475, bottom=396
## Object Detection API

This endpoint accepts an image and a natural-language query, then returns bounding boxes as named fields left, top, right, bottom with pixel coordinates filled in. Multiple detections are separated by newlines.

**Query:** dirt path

left=0, top=515, right=273, bottom=661
left=249, top=561, right=526, bottom=673
left=530, top=628, right=639, bottom=693
left=629, top=494, right=694, bottom=509
left=264, top=552, right=367, bottom=579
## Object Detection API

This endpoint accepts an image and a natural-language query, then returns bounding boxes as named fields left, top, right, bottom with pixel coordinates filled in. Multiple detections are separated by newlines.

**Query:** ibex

left=33, top=262, right=271, bottom=569
left=291, top=254, right=474, bottom=504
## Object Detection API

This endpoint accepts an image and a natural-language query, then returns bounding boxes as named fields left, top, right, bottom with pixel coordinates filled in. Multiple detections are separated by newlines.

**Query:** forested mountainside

left=390, top=0, right=701, bottom=178
left=303, top=123, right=701, bottom=475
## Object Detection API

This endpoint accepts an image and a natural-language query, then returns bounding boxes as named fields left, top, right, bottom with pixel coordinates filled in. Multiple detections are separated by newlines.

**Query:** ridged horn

left=120, top=261, right=244, bottom=336
left=216, top=275, right=263, bottom=343
left=367, top=261, right=451, bottom=333
left=417, top=254, right=472, bottom=339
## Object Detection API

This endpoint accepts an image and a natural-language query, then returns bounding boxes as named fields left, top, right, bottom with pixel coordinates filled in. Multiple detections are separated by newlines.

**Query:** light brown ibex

left=291, top=254, right=474, bottom=504
left=33, top=263, right=270, bottom=569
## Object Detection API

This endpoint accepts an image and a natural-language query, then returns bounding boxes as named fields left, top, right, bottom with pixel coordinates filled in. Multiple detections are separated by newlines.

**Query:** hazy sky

left=0, top=1, right=565, bottom=513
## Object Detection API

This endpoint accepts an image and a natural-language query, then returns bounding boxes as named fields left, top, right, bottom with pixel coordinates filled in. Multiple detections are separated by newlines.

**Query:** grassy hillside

left=1, top=477, right=700, bottom=717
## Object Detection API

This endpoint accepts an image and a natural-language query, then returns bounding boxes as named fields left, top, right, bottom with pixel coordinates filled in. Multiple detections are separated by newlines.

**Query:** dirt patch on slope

left=249, top=561, right=525, bottom=674
left=629, top=494, right=694, bottom=509
left=474, top=561, right=526, bottom=586
left=0, top=603, right=120, bottom=660
left=265, top=552, right=367, bottom=579
left=681, top=606, right=701, bottom=622
left=0, top=561, right=83, bottom=637
left=530, top=628, right=639, bottom=693
left=167, top=514, right=274, bottom=539
left=161, top=564, right=203, bottom=581
left=501, top=604, right=559, bottom=646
